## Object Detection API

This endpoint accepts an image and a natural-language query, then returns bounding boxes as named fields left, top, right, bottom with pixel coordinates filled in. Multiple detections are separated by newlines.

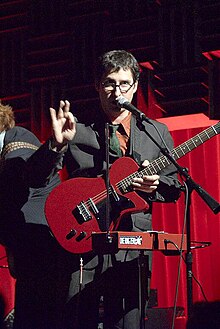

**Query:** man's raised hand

left=50, top=100, right=76, bottom=146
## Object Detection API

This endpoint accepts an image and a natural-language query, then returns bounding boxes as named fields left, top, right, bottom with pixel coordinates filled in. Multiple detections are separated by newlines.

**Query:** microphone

left=116, top=96, right=152, bottom=123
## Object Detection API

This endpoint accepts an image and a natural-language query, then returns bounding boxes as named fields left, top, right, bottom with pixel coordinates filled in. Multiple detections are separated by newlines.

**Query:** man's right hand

left=50, top=100, right=76, bottom=149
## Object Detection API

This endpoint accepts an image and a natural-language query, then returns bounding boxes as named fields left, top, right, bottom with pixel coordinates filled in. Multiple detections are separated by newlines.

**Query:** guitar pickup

left=73, top=201, right=92, bottom=223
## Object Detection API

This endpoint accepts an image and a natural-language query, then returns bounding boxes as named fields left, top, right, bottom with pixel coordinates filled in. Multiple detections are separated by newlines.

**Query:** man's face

left=97, top=68, right=138, bottom=120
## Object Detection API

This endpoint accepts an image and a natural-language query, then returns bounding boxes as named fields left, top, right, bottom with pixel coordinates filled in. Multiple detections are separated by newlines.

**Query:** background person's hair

left=0, top=101, right=15, bottom=130
left=95, top=49, right=140, bottom=85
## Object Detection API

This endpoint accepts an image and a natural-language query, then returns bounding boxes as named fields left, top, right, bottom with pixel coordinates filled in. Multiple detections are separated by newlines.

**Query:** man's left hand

left=132, top=160, right=160, bottom=193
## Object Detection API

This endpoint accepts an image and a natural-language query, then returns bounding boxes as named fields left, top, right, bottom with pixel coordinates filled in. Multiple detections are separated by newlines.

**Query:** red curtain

left=150, top=114, right=220, bottom=325
left=0, top=246, right=15, bottom=318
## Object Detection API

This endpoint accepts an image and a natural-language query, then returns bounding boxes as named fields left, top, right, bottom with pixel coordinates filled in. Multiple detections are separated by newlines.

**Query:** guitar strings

left=83, top=123, right=219, bottom=209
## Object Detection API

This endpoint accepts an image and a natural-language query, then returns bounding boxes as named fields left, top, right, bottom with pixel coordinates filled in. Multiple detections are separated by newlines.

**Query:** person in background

left=48, top=49, right=182, bottom=329
left=0, top=100, right=76, bottom=329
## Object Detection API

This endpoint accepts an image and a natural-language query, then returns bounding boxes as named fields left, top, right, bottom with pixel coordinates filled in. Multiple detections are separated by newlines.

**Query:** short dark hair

left=95, top=50, right=140, bottom=84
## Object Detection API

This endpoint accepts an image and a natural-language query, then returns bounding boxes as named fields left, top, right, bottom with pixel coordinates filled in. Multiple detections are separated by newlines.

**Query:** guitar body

left=45, top=157, right=149, bottom=254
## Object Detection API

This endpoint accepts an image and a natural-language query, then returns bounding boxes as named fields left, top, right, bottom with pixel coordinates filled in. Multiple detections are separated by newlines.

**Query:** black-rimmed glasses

left=101, top=80, right=135, bottom=94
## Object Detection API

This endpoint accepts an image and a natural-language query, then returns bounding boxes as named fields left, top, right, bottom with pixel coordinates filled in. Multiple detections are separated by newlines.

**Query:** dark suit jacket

left=0, top=126, right=63, bottom=238
left=0, top=126, right=72, bottom=279
left=63, top=113, right=181, bottom=263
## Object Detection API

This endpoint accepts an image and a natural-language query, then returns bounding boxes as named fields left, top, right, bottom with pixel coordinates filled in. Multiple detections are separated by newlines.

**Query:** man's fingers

left=143, top=175, right=160, bottom=182
left=133, top=175, right=160, bottom=183
left=142, top=160, right=149, bottom=167
left=56, top=100, right=66, bottom=119
left=59, top=100, right=65, bottom=108
left=50, top=100, right=75, bottom=129
left=49, top=108, right=57, bottom=122
left=132, top=174, right=160, bottom=193
left=63, top=100, right=70, bottom=112
left=65, top=112, right=75, bottom=124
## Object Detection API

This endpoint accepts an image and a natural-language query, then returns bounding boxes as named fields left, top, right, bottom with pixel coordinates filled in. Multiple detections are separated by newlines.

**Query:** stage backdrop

left=151, top=113, right=220, bottom=324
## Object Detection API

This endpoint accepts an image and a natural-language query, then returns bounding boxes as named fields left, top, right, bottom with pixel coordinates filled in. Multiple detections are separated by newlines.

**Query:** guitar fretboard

left=117, top=122, right=220, bottom=192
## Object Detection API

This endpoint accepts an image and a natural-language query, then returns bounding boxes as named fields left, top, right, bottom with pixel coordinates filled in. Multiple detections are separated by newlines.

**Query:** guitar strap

left=1, top=141, right=39, bottom=159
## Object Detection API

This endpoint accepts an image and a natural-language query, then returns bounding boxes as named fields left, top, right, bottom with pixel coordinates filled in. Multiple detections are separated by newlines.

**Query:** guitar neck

left=118, top=122, right=220, bottom=187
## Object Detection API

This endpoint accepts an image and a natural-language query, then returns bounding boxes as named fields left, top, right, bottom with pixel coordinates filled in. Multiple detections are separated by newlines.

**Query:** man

left=0, top=100, right=76, bottom=329
left=49, top=50, right=181, bottom=329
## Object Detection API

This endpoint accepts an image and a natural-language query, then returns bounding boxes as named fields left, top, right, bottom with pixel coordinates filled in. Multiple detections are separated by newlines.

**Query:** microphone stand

left=105, top=122, right=112, bottom=241
left=130, top=108, right=220, bottom=319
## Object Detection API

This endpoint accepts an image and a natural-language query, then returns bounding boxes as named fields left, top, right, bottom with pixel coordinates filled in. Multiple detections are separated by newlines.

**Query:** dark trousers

left=63, top=256, right=150, bottom=329
left=8, top=224, right=74, bottom=329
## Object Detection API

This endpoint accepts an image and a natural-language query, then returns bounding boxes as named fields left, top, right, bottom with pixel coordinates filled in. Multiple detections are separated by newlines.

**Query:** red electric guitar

left=45, top=122, right=220, bottom=254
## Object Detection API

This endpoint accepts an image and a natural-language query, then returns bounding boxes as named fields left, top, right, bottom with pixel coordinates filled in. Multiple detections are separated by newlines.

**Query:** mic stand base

left=138, top=251, right=149, bottom=329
